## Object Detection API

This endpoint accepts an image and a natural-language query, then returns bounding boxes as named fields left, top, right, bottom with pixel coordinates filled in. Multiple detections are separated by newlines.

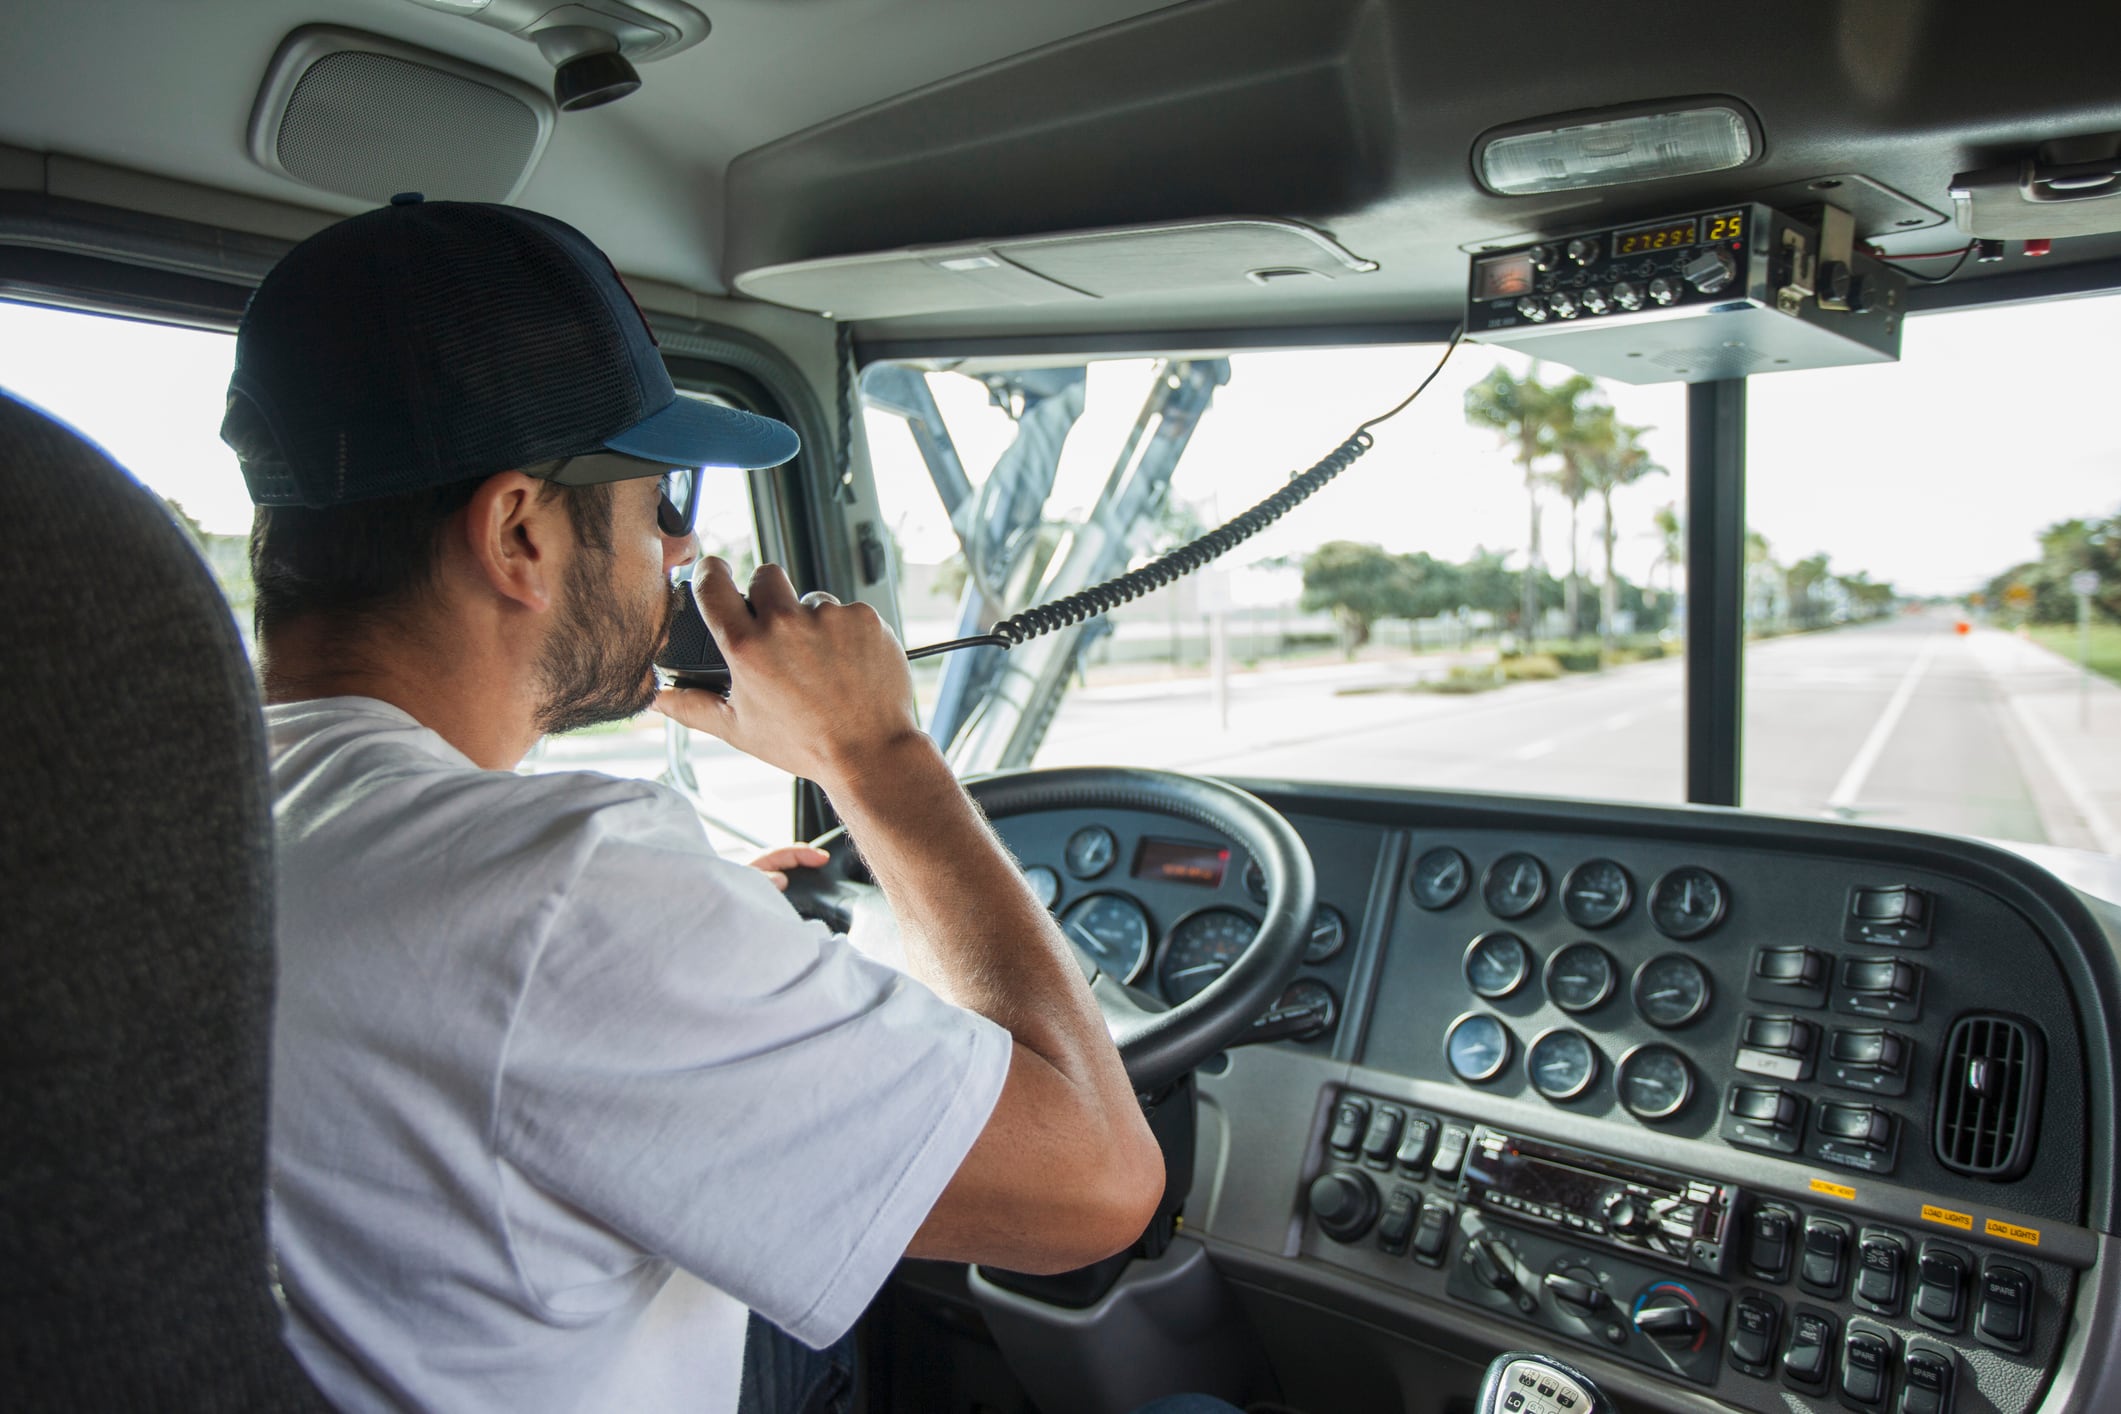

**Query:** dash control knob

left=1566, top=237, right=1598, bottom=266
left=1683, top=249, right=1737, bottom=294
left=1579, top=286, right=1611, bottom=314
left=1548, top=291, right=1579, bottom=319
left=1632, top=1287, right=1708, bottom=1350
left=1647, top=276, right=1679, bottom=306
left=1515, top=296, right=1549, bottom=322
left=1307, top=1170, right=1379, bottom=1243
left=1601, top=1189, right=1648, bottom=1235
left=1529, top=244, right=1560, bottom=273
left=1611, top=280, right=1644, bottom=311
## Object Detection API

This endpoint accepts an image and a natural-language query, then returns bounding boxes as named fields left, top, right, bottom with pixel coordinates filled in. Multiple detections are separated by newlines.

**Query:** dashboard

left=987, top=782, right=2121, bottom=1414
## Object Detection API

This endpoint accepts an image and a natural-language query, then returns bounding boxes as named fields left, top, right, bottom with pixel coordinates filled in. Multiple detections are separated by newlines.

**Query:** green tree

left=1547, top=402, right=1618, bottom=636
left=1300, top=540, right=1418, bottom=654
left=1786, top=553, right=1833, bottom=629
left=1464, top=366, right=1597, bottom=631
left=1650, top=502, right=1683, bottom=597
left=1577, top=419, right=1667, bottom=642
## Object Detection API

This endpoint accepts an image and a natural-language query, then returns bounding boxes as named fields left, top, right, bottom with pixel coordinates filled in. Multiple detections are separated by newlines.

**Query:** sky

left=2, top=291, right=2115, bottom=599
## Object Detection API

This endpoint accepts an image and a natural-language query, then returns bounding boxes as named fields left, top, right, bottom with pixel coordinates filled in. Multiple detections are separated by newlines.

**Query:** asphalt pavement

left=533, top=612, right=2120, bottom=863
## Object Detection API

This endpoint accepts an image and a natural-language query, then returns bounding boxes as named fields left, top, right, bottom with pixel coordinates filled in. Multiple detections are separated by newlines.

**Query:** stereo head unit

left=1461, top=1128, right=1739, bottom=1276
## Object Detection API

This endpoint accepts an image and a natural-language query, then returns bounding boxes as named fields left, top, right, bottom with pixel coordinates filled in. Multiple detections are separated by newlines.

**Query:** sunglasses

left=537, top=451, right=704, bottom=539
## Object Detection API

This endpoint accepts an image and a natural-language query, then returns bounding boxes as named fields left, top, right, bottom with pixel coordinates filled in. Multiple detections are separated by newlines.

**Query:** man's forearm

left=826, top=734, right=1122, bottom=1080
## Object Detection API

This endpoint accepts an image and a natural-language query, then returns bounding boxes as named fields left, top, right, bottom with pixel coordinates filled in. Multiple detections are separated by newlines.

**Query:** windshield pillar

left=1685, top=377, right=1747, bottom=805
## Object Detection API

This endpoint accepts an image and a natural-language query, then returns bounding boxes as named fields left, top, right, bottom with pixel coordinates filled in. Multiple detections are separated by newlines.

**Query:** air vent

left=1933, top=1014, right=2043, bottom=1179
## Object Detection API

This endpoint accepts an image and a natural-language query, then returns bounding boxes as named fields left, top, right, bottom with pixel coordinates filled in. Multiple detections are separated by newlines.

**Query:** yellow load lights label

left=1922, top=1205, right=1975, bottom=1231
left=1809, top=1178, right=1857, bottom=1200
left=1986, top=1219, right=2042, bottom=1247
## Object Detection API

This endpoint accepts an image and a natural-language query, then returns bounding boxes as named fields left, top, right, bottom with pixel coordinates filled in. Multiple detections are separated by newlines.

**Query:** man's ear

left=459, top=472, right=567, bottom=613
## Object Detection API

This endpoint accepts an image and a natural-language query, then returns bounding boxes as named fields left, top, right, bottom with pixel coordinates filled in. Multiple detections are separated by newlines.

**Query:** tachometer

left=1445, top=1012, right=1512, bottom=1083
left=1526, top=1028, right=1600, bottom=1101
left=1058, top=893, right=1151, bottom=981
left=1158, top=907, right=1258, bottom=1004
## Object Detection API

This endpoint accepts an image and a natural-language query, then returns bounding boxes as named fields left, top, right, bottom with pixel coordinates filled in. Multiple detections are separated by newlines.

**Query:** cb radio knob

left=1307, top=1170, right=1379, bottom=1243
left=1601, top=1189, right=1648, bottom=1236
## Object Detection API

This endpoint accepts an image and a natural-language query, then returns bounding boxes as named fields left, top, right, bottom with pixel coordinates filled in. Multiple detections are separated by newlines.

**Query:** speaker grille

left=1933, top=1013, right=2043, bottom=1179
left=275, top=50, right=541, bottom=204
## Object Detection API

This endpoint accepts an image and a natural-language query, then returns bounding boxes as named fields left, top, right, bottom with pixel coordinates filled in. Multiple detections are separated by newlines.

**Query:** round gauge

left=1481, top=852, right=1549, bottom=920
left=1409, top=846, right=1471, bottom=910
left=1304, top=905, right=1348, bottom=964
left=1021, top=865, right=1060, bottom=910
left=1463, top=931, right=1531, bottom=999
left=1543, top=942, right=1617, bottom=1013
left=1271, top=979, right=1339, bottom=1042
left=1616, top=1044, right=1696, bottom=1122
left=1560, top=859, right=1633, bottom=929
left=1632, top=953, right=1712, bottom=1029
left=1445, top=1012, right=1512, bottom=1083
left=1648, top=866, right=1728, bottom=940
left=1058, top=893, right=1151, bottom=981
left=1526, top=1029, right=1601, bottom=1102
left=1064, top=826, right=1119, bottom=880
left=1243, top=858, right=1269, bottom=905
left=1158, top=907, right=1259, bottom=1004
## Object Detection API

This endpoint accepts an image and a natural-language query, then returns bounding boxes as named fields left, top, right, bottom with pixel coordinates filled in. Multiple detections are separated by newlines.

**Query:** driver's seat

left=0, top=390, right=328, bottom=1409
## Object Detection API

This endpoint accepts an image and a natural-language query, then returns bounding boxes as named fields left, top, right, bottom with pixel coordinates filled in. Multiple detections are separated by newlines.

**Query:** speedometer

left=1158, top=907, right=1258, bottom=1004
left=1058, top=893, right=1151, bottom=982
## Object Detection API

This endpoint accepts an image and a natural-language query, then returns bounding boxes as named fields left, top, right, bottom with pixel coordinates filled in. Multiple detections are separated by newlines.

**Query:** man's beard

left=533, top=549, right=686, bottom=737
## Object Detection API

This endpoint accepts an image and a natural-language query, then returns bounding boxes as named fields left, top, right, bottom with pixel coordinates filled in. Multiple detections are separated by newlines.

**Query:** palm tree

left=1650, top=502, right=1683, bottom=598
left=1577, top=419, right=1667, bottom=642
left=1465, top=366, right=1596, bottom=634
left=1550, top=403, right=1618, bottom=638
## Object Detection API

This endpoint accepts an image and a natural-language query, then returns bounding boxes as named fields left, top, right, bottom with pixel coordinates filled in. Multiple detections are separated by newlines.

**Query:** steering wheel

left=782, top=766, right=1317, bottom=1097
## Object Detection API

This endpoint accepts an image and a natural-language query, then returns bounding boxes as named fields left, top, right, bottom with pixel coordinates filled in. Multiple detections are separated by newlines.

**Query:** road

left=534, top=613, right=2120, bottom=860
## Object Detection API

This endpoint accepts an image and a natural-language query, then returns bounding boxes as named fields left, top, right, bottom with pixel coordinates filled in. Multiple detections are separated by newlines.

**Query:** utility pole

left=2073, top=570, right=2100, bottom=729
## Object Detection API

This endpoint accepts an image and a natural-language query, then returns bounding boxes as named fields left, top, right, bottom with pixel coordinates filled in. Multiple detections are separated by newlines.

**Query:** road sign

left=2005, top=583, right=2034, bottom=608
left=2072, top=570, right=2100, bottom=596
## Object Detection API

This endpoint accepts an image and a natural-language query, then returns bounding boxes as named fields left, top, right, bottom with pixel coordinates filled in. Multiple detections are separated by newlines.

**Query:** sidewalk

left=1968, top=628, right=2121, bottom=856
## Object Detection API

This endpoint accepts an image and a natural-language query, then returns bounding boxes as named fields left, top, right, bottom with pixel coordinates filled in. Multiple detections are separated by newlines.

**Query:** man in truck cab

left=221, top=195, right=1167, bottom=1414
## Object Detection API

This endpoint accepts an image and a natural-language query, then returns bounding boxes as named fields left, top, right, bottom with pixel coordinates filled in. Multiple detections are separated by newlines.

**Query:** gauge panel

left=1463, top=931, right=1531, bottom=999
left=1632, top=953, right=1712, bottom=1029
left=1159, top=906, right=1259, bottom=1004
left=1526, top=1028, right=1600, bottom=1101
left=1560, top=858, right=1632, bottom=929
left=1481, top=852, right=1548, bottom=919
left=1616, top=1043, right=1695, bottom=1121
left=1304, top=905, right=1347, bottom=964
left=1446, top=1012, right=1512, bottom=1082
left=1410, top=846, right=1470, bottom=910
left=1063, top=825, right=1118, bottom=879
left=1058, top=893, right=1152, bottom=982
left=1543, top=941, right=1617, bottom=1013
left=1021, top=864, right=1060, bottom=910
left=1648, top=865, right=1727, bottom=940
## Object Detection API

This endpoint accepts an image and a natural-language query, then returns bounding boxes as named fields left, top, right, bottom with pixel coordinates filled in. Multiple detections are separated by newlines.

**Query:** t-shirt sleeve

left=495, top=795, right=1012, bottom=1347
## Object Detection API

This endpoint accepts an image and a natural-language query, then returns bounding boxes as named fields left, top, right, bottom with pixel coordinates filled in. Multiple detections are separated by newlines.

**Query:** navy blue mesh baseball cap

left=222, top=195, right=799, bottom=508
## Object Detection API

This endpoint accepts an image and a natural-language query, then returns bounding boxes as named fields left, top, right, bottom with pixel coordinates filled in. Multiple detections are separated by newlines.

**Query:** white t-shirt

left=263, top=698, right=1011, bottom=1414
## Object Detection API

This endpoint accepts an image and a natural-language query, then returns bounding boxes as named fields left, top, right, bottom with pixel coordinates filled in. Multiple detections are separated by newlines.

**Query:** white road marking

left=1514, top=737, right=1557, bottom=761
left=1605, top=710, right=1639, bottom=731
left=1826, top=636, right=1945, bottom=813
left=2004, top=692, right=2121, bottom=855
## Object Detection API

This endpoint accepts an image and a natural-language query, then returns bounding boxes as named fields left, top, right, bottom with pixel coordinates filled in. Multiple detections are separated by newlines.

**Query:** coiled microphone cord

left=903, top=324, right=1465, bottom=664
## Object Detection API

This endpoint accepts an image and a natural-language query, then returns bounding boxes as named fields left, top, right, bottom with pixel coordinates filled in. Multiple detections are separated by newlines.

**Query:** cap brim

left=602, top=394, right=799, bottom=470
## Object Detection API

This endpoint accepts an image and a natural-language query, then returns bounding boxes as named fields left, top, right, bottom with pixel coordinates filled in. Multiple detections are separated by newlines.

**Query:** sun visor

left=732, top=216, right=1378, bottom=320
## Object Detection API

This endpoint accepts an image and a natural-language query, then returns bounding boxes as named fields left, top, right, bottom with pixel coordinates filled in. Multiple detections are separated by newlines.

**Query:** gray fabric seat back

left=0, top=391, right=327, bottom=1410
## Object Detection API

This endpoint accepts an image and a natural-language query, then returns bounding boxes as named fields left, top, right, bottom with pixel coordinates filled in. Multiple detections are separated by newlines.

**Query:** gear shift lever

left=1475, top=1351, right=1618, bottom=1414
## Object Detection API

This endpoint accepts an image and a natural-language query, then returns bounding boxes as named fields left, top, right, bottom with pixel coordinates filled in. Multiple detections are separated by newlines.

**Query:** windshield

left=866, top=296, right=2120, bottom=863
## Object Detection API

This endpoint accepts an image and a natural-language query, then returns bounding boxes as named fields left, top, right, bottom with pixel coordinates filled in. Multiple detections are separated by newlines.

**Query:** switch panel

left=1836, top=956, right=1924, bottom=1023
left=1780, top=1306, right=1837, bottom=1393
left=1377, top=1186, right=1418, bottom=1255
left=1433, top=1123, right=1473, bottom=1180
left=1362, top=1105, right=1405, bottom=1168
left=1412, top=1198, right=1454, bottom=1265
left=1726, top=1289, right=1782, bottom=1377
left=1899, top=1339, right=1958, bottom=1414
left=1746, top=1201, right=1797, bottom=1282
left=1750, top=946, right=1829, bottom=1008
left=1810, top=1101, right=1900, bottom=1175
left=1845, top=884, right=1933, bottom=948
left=1736, top=1013, right=1818, bottom=1082
left=1395, top=1114, right=1438, bottom=1175
left=1975, top=1258, right=2035, bottom=1355
left=1824, top=1027, right=1913, bottom=1097
left=1328, top=1095, right=1370, bottom=1157
left=1723, top=1084, right=1806, bottom=1154
left=1854, top=1227, right=1908, bottom=1315
left=1911, top=1242, right=1969, bottom=1333
left=1799, top=1215, right=1852, bottom=1298
left=1841, top=1319, right=1897, bottom=1408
